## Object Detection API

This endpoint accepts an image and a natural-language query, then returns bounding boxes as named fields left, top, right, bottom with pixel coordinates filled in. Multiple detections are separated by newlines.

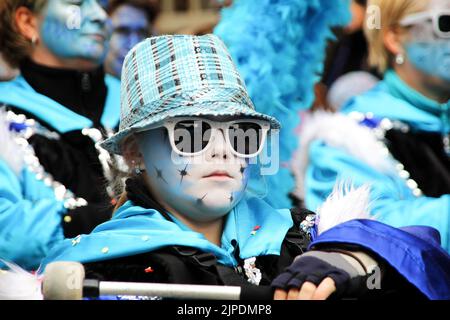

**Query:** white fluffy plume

left=291, top=111, right=394, bottom=199
left=316, top=182, right=374, bottom=235
left=0, top=260, right=43, bottom=300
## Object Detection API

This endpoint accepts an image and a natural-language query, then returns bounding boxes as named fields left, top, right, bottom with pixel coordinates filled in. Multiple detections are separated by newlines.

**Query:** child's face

left=137, top=120, right=251, bottom=222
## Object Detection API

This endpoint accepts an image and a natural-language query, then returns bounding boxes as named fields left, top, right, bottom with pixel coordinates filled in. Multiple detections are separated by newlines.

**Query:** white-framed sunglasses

left=153, top=117, right=271, bottom=158
left=399, top=10, right=450, bottom=39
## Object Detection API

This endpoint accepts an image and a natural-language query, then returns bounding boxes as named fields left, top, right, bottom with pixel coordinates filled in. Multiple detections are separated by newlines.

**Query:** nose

left=206, top=129, right=234, bottom=161
left=88, top=0, right=108, bottom=24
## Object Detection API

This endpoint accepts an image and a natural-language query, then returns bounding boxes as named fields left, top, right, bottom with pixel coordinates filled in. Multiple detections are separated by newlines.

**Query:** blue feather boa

left=214, top=0, right=351, bottom=208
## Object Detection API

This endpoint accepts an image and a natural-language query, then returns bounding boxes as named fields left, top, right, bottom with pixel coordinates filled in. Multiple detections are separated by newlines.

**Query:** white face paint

left=137, top=124, right=250, bottom=222
left=404, top=0, right=450, bottom=82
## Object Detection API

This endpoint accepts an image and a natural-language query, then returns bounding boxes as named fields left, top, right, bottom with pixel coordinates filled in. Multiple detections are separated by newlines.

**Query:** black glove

left=271, top=251, right=373, bottom=298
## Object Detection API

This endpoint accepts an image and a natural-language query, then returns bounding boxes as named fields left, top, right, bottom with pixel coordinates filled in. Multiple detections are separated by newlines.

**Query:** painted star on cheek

left=153, top=165, right=168, bottom=184
left=178, top=164, right=189, bottom=185
left=240, top=165, right=246, bottom=175
left=229, top=193, right=234, bottom=203
left=196, top=193, right=208, bottom=206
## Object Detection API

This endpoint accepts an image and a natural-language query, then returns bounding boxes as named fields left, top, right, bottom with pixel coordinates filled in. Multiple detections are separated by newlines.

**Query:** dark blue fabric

left=310, top=219, right=450, bottom=299
left=399, top=226, right=442, bottom=248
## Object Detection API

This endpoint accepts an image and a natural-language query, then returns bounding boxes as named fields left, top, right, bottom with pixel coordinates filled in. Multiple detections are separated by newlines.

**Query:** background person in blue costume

left=294, top=0, right=450, bottom=251
left=0, top=0, right=121, bottom=270
left=40, top=35, right=450, bottom=300
left=104, top=0, right=160, bottom=79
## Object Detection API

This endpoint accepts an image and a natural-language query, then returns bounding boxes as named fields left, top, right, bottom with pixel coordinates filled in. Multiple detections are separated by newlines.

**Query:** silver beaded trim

left=299, top=214, right=316, bottom=235
left=243, top=257, right=262, bottom=285
left=81, top=127, right=128, bottom=198
left=349, top=111, right=423, bottom=197
left=5, top=110, right=88, bottom=209
left=444, top=134, right=450, bottom=157
left=81, top=127, right=112, bottom=183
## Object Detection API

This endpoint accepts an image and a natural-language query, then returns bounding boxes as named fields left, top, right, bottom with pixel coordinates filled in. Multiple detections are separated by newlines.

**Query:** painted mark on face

left=153, top=165, right=168, bottom=184
left=178, top=164, right=189, bottom=185
left=196, top=193, right=208, bottom=206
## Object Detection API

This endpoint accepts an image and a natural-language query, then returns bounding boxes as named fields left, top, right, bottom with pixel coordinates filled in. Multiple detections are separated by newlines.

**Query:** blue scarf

left=40, top=195, right=293, bottom=271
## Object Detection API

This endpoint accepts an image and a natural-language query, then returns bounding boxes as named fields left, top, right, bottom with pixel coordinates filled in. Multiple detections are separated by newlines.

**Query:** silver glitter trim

left=299, top=214, right=316, bottom=234
left=5, top=110, right=88, bottom=209
left=243, top=257, right=262, bottom=285
left=349, top=111, right=423, bottom=197
left=82, top=127, right=128, bottom=198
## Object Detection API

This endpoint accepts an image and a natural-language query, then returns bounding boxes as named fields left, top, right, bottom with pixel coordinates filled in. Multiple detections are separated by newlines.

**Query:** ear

left=383, top=27, right=405, bottom=56
left=121, top=135, right=144, bottom=166
left=15, top=6, right=40, bottom=42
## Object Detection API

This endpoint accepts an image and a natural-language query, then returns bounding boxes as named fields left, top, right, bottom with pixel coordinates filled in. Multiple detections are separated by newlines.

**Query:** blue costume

left=41, top=195, right=450, bottom=299
left=0, top=73, right=121, bottom=270
left=302, top=70, right=450, bottom=252
left=36, top=32, right=450, bottom=301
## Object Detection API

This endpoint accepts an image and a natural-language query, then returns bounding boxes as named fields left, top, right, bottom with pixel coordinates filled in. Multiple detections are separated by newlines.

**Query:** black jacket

left=4, top=60, right=116, bottom=237
left=385, top=128, right=450, bottom=197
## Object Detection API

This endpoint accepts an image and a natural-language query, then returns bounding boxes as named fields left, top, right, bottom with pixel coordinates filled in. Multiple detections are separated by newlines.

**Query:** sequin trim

left=349, top=111, right=423, bottom=197
left=5, top=109, right=88, bottom=209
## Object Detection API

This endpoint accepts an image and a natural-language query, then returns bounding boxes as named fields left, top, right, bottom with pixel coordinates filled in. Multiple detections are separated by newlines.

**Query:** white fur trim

left=316, top=182, right=374, bottom=235
left=0, top=110, right=24, bottom=176
left=0, top=260, right=43, bottom=300
left=291, top=111, right=395, bottom=199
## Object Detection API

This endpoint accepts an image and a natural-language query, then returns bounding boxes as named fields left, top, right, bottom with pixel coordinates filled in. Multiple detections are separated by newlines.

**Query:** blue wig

left=214, top=0, right=351, bottom=208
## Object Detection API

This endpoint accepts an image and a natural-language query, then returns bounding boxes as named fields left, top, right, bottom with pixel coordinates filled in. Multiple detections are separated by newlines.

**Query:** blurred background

left=151, top=0, right=222, bottom=35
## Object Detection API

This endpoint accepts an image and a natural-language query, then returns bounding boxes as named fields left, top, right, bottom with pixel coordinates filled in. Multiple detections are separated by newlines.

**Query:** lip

left=84, top=33, right=107, bottom=42
left=203, top=171, right=234, bottom=179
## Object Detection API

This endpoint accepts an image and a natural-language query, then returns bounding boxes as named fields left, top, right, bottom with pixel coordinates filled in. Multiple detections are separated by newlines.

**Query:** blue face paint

left=40, top=0, right=112, bottom=64
left=406, top=40, right=450, bottom=83
left=97, top=0, right=109, bottom=10
left=137, top=127, right=249, bottom=223
left=403, top=0, right=450, bottom=83
left=105, top=4, right=150, bottom=78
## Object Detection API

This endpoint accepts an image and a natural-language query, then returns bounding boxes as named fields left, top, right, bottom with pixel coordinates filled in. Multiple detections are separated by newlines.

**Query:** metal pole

left=100, top=282, right=242, bottom=300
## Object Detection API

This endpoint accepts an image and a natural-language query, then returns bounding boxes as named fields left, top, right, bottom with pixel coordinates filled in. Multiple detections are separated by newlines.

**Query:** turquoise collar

left=384, top=70, right=448, bottom=118
left=0, top=74, right=120, bottom=132
left=343, top=70, right=449, bottom=133
left=40, top=195, right=293, bottom=270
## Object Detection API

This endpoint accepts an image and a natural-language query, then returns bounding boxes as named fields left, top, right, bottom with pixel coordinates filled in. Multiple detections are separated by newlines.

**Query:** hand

left=274, top=277, right=336, bottom=300
left=271, top=251, right=373, bottom=300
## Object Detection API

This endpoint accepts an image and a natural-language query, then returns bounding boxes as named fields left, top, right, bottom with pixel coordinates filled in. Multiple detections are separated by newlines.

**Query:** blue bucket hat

left=101, top=34, right=281, bottom=155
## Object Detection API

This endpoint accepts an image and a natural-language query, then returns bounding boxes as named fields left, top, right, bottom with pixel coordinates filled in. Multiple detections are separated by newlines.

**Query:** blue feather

left=215, top=0, right=351, bottom=208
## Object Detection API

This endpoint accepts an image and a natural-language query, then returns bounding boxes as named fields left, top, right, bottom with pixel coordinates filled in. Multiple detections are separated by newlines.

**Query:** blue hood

left=0, top=74, right=120, bottom=132
left=40, top=195, right=293, bottom=271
